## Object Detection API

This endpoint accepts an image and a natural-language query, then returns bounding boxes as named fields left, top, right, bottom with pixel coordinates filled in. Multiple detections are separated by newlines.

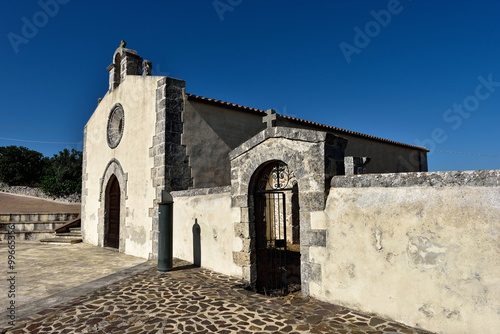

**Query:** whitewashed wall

left=82, top=76, right=158, bottom=258
left=171, top=187, right=242, bottom=277
left=309, top=171, right=500, bottom=334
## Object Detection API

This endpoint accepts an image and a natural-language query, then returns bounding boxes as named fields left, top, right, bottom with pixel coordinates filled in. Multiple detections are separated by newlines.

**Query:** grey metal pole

left=158, top=191, right=173, bottom=272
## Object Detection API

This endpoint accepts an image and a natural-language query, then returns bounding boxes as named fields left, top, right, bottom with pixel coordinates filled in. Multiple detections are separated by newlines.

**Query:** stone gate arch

left=229, top=127, right=347, bottom=296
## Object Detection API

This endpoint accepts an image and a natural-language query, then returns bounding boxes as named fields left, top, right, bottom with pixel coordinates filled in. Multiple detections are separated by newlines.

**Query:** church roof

left=186, top=93, right=428, bottom=152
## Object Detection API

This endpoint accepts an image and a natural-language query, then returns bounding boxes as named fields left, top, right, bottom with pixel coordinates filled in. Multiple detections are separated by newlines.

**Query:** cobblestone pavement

left=1, top=259, right=434, bottom=334
left=0, top=242, right=149, bottom=321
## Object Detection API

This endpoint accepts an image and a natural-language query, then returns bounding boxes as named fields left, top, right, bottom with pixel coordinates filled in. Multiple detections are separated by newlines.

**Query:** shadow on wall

left=193, top=218, right=201, bottom=267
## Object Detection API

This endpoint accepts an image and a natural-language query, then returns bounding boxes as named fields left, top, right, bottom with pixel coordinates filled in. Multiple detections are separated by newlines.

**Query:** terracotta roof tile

left=186, top=93, right=428, bottom=152
left=186, top=94, right=266, bottom=115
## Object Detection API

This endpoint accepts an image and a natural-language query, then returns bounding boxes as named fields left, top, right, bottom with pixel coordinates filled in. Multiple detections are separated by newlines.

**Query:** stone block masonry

left=154, top=77, right=192, bottom=192
left=149, top=77, right=192, bottom=259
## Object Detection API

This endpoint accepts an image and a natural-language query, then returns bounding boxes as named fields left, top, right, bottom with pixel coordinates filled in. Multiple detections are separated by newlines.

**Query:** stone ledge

left=331, top=170, right=500, bottom=188
left=171, top=186, right=231, bottom=198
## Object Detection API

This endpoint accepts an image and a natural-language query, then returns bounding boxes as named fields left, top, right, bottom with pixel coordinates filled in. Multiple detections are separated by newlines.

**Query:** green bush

left=41, top=149, right=82, bottom=196
left=0, top=146, right=47, bottom=186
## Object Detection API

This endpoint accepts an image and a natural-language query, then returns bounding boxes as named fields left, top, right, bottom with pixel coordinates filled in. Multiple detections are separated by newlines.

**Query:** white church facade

left=82, top=43, right=428, bottom=260
left=80, top=44, right=500, bottom=333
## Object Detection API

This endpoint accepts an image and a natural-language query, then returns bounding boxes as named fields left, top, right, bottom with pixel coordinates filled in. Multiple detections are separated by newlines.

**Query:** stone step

left=0, top=213, right=79, bottom=223
left=0, top=221, right=61, bottom=232
left=55, top=232, right=82, bottom=238
left=37, top=215, right=82, bottom=244
left=0, top=230, right=56, bottom=241
left=39, top=237, right=82, bottom=244
left=0, top=213, right=80, bottom=241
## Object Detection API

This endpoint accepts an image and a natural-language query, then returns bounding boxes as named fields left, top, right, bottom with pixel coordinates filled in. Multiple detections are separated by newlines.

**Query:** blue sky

left=1, top=0, right=499, bottom=171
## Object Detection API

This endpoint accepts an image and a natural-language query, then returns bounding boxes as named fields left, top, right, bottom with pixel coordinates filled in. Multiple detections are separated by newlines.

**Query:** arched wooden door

left=105, top=176, right=120, bottom=249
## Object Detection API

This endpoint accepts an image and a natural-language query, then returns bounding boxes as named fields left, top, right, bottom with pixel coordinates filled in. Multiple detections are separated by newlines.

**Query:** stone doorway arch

left=104, top=175, right=120, bottom=249
left=251, top=160, right=301, bottom=295
left=98, top=158, right=127, bottom=251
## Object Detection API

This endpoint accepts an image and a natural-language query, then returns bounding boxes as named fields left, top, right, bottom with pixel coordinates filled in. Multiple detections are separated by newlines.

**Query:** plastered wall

left=82, top=75, right=159, bottom=259
left=182, top=100, right=266, bottom=188
left=171, top=187, right=242, bottom=277
left=309, top=171, right=500, bottom=334
left=279, top=118, right=427, bottom=173
left=182, top=99, right=427, bottom=189
left=340, top=134, right=427, bottom=173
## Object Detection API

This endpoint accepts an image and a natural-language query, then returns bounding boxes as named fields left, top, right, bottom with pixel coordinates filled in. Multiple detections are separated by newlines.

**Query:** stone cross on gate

left=262, top=109, right=277, bottom=129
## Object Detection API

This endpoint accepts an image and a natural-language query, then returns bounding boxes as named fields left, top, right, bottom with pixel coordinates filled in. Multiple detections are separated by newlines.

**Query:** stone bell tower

left=106, top=41, right=150, bottom=92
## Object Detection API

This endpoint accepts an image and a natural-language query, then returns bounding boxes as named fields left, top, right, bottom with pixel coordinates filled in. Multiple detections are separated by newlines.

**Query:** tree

left=41, top=149, right=82, bottom=196
left=0, top=146, right=46, bottom=186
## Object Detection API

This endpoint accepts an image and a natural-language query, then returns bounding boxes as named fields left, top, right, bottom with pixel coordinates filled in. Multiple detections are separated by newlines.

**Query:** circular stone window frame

left=106, top=103, right=125, bottom=149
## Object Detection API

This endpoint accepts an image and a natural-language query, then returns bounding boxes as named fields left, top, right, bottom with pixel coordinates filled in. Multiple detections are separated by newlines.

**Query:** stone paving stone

left=0, top=259, right=435, bottom=334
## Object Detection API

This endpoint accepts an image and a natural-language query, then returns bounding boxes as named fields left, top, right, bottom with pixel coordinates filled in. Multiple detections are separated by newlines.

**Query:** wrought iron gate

left=255, top=191, right=287, bottom=293
left=254, top=161, right=297, bottom=295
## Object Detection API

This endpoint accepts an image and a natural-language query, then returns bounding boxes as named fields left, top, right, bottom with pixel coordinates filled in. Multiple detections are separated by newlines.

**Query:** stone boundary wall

left=311, top=169, right=500, bottom=334
left=331, top=169, right=500, bottom=188
left=0, top=182, right=81, bottom=204
left=170, top=187, right=241, bottom=278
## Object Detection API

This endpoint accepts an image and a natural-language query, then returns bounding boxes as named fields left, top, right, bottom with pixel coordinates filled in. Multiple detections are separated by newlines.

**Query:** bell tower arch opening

left=114, top=53, right=121, bottom=85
